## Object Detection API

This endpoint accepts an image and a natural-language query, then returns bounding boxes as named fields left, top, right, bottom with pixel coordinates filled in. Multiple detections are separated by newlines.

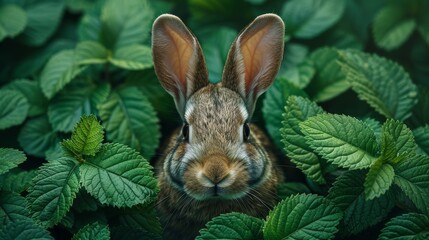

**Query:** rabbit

left=152, top=13, right=285, bottom=239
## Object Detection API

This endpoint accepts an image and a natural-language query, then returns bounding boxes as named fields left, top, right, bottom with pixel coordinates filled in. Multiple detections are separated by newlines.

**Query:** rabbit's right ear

left=152, top=14, right=209, bottom=119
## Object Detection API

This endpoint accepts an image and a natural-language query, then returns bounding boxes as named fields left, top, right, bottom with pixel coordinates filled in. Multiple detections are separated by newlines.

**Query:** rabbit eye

left=243, top=123, right=250, bottom=141
left=182, top=123, right=189, bottom=141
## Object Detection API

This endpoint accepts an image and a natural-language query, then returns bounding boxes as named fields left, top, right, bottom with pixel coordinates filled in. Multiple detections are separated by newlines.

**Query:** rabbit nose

left=199, top=155, right=232, bottom=187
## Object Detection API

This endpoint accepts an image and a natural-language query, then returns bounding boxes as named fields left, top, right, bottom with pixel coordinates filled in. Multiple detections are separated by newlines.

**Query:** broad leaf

left=110, top=45, right=153, bottom=70
left=280, top=0, right=345, bottom=38
left=117, top=207, right=162, bottom=235
left=378, top=213, right=429, bottom=240
left=393, top=154, right=429, bottom=215
left=305, top=48, right=349, bottom=102
left=300, top=114, right=379, bottom=170
left=0, top=148, right=26, bottom=175
left=27, top=157, right=80, bottom=228
left=98, top=86, right=160, bottom=159
left=0, top=168, right=36, bottom=193
left=75, top=41, right=109, bottom=65
left=264, top=193, right=342, bottom=240
left=263, top=79, right=307, bottom=149
left=62, top=115, right=104, bottom=157
left=327, top=171, right=395, bottom=236
left=0, top=191, right=29, bottom=225
left=4, top=79, right=48, bottom=117
left=48, top=80, right=110, bottom=132
left=197, top=213, right=263, bottom=240
left=0, top=89, right=29, bottom=130
left=0, top=217, right=52, bottom=240
left=364, top=158, right=394, bottom=200
left=381, top=119, right=417, bottom=158
left=277, top=182, right=311, bottom=199
left=0, top=4, right=27, bottom=41
left=100, top=0, right=153, bottom=49
left=72, top=222, right=110, bottom=240
left=40, top=50, right=87, bottom=99
left=413, top=126, right=429, bottom=156
left=80, top=143, right=158, bottom=207
left=373, top=4, right=416, bottom=50
left=339, top=50, right=418, bottom=121
left=18, top=115, right=58, bottom=157
left=280, top=96, right=326, bottom=183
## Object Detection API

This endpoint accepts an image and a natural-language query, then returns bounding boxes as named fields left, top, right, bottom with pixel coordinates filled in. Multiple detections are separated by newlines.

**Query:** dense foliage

left=0, top=0, right=428, bottom=239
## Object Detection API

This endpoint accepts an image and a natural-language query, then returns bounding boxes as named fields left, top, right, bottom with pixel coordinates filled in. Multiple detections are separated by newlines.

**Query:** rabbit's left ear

left=222, top=14, right=284, bottom=117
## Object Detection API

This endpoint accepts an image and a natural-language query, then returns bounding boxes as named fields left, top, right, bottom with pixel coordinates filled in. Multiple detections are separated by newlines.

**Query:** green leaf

left=263, top=193, right=342, bottom=240
left=393, top=154, right=429, bottom=215
left=111, top=226, right=161, bottom=240
left=110, top=45, right=153, bottom=70
left=327, top=170, right=395, bottom=236
left=72, top=222, right=110, bottom=240
left=100, top=0, right=153, bottom=49
left=0, top=4, right=27, bottom=41
left=410, top=86, right=429, bottom=127
left=373, top=4, right=416, bottom=50
left=40, top=50, right=87, bottom=99
left=0, top=191, right=29, bottom=225
left=99, top=86, right=160, bottom=159
left=378, top=213, right=429, bottom=240
left=117, top=207, right=162, bottom=235
left=27, top=157, right=80, bottom=228
left=19, top=1, right=64, bottom=46
left=62, top=115, right=104, bottom=157
left=364, top=158, right=394, bottom=200
left=338, top=50, right=418, bottom=121
left=80, top=143, right=158, bottom=207
left=0, top=89, right=29, bottom=130
left=305, top=48, right=349, bottom=102
left=414, top=126, right=429, bottom=156
left=48, top=80, right=110, bottom=132
left=0, top=217, right=53, bottom=240
left=263, top=79, right=307, bottom=149
left=4, top=79, right=48, bottom=117
left=278, top=45, right=315, bottom=89
left=0, top=148, right=26, bottom=175
left=75, top=41, right=109, bottom=65
left=0, top=168, right=36, bottom=193
left=280, top=96, right=326, bottom=183
left=381, top=119, right=417, bottom=158
left=197, top=212, right=263, bottom=240
left=300, top=114, right=379, bottom=170
left=280, top=0, right=345, bottom=38
left=363, top=118, right=382, bottom=141
left=277, top=182, right=311, bottom=199
left=18, top=115, right=58, bottom=157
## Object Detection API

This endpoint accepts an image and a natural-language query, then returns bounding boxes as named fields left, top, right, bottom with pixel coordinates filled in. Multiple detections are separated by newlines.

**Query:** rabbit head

left=152, top=14, right=284, bottom=201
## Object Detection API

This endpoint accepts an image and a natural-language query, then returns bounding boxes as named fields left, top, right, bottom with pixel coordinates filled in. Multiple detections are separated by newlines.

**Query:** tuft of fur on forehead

left=185, top=84, right=248, bottom=143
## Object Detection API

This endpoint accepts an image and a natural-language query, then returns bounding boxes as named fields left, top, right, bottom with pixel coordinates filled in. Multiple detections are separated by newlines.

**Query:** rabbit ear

left=152, top=14, right=209, bottom=119
left=222, top=14, right=284, bottom=117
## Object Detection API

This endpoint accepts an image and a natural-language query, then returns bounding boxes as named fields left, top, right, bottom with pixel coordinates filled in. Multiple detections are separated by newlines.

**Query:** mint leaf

left=0, top=191, right=29, bottom=225
left=379, top=213, right=429, bottom=240
left=305, top=48, right=349, bottom=102
left=300, top=114, right=379, bottom=170
left=413, top=126, right=429, bottom=156
left=0, top=168, right=36, bottom=193
left=277, top=182, right=311, bottom=199
left=4, top=79, right=48, bottom=117
left=280, top=0, right=345, bottom=38
left=48, top=81, right=110, bottom=132
left=280, top=96, right=326, bottom=183
left=75, top=41, right=109, bottom=65
left=0, top=217, right=53, bottom=240
left=0, top=4, right=27, bottom=41
left=18, top=116, right=58, bottom=157
left=339, top=50, right=418, bottom=121
left=99, top=86, right=160, bottom=159
left=62, top=115, right=104, bottom=157
left=373, top=4, right=416, bottom=50
left=0, top=89, right=29, bottom=130
left=327, top=171, right=395, bottom=236
left=110, top=45, right=153, bottom=70
left=40, top=50, right=87, bottom=99
left=197, top=212, right=263, bottom=240
left=117, top=207, right=161, bottom=236
left=72, top=222, right=110, bottom=240
left=263, top=79, right=307, bottom=149
left=364, top=158, right=394, bottom=200
left=0, top=148, right=26, bottom=175
left=27, top=157, right=80, bottom=228
left=381, top=119, right=417, bottom=157
left=264, top=193, right=342, bottom=240
left=393, top=154, right=429, bottom=215
left=80, top=143, right=158, bottom=207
